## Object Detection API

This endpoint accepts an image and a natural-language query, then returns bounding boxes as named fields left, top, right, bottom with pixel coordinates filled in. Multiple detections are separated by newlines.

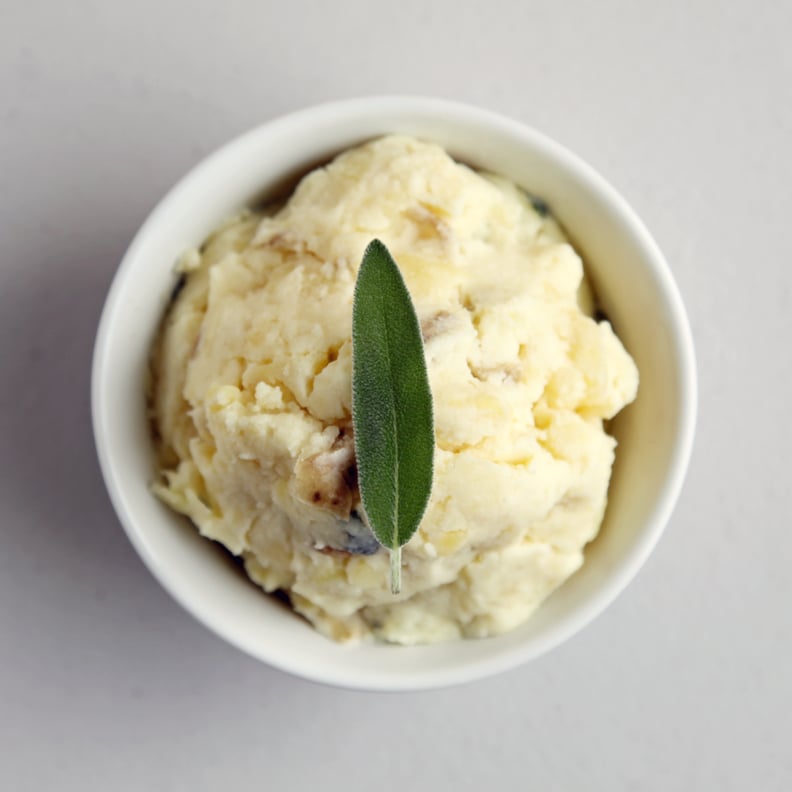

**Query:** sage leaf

left=352, top=239, right=434, bottom=594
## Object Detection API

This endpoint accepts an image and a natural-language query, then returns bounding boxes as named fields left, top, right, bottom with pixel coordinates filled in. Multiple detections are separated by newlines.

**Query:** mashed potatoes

left=151, top=135, right=638, bottom=644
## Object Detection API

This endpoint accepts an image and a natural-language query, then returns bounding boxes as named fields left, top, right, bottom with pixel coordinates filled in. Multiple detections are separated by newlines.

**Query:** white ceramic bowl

left=92, top=97, right=696, bottom=691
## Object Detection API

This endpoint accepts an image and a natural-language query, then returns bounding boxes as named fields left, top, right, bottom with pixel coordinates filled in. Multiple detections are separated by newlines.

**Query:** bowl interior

left=93, top=98, right=695, bottom=690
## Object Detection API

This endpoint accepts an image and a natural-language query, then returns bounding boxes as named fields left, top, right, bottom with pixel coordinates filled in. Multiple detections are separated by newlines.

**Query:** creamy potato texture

left=152, top=135, right=638, bottom=644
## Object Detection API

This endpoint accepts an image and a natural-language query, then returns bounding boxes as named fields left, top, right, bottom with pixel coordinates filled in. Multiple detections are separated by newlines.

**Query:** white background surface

left=1, top=1, right=789, bottom=789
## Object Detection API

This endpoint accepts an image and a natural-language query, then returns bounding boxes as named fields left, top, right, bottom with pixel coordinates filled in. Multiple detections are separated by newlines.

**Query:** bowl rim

left=92, top=95, right=697, bottom=690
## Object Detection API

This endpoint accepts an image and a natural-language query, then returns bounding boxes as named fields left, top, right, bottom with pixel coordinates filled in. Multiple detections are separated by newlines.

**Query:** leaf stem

left=390, top=546, right=402, bottom=595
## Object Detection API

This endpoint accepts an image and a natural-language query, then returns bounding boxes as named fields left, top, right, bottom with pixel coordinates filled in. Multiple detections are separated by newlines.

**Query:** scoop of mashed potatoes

left=151, top=135, right=638, bottom=644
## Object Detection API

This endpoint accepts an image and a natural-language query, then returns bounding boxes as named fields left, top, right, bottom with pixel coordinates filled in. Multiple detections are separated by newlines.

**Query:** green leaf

left=352, top=239, right=434, bottom=594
